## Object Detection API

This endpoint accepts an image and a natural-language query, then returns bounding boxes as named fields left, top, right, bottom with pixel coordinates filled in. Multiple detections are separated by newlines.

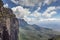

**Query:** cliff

left=0, top=0, right=19, bottom=40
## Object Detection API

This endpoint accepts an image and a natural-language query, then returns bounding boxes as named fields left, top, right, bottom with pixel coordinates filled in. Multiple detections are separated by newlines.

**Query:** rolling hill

left=18, top=19, right=60, bottom=40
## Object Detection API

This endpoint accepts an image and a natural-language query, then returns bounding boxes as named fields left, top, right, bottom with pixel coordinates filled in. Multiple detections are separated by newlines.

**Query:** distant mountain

left=18, top=19, right=60, bottom=40
left=37, top=21, right=60, bottom=31
left=19, top=19, right=28, bottom=26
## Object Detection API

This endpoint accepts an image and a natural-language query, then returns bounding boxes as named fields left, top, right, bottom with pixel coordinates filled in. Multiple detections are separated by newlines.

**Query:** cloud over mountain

left=12, top=6, right=60, bottom=24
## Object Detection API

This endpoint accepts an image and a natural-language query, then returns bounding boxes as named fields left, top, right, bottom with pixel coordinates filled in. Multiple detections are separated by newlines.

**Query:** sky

left=2, top=0, right=60, bottom=31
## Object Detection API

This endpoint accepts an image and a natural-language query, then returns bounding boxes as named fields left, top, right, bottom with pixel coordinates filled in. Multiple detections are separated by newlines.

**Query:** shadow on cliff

left=2, top=26, right=9, bottom=40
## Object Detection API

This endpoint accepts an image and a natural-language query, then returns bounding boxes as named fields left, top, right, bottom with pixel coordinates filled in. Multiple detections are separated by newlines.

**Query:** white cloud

left=42, top=7, right=57, bottom=18
left=12, top=6, right=42, bottom=24
left=30, top=11, right=41, bottom=18
left=30, top=6, right=42, bottom=18
left=11, top=0, right=57, bottom=6
left=3, top=3, right=9, bottom=8
left=44, top=0, right=57, bottom=5
left=23, top=7, right=42, bottom=24
left=23, top=16, right=36, bottom=24
left=11, top=0, right=42, bottom=6
left=12, top=6, right=59, bottom=24
left=12, top=6, right=30, bottom=18
left=56, top=6, right=60, bottom=9
left=45, top=7, right=56, bottom=12
left=42, top=11, right=57, bottom=18
left=23, top=16, right=41, bottom=24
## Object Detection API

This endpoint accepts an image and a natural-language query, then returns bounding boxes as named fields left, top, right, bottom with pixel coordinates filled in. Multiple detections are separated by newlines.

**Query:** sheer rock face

left=0, top=0, right=19, bottom=40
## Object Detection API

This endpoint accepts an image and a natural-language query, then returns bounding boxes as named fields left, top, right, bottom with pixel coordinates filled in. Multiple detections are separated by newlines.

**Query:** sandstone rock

left=0, top=0, right=19, bottom=40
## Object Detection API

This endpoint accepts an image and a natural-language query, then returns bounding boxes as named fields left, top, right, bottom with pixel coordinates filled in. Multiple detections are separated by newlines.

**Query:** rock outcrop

left=0, top=0, right=19, bottom=40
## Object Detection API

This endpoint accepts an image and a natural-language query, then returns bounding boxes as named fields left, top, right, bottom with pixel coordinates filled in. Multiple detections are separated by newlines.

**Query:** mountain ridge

left=19, top=19, right=60, bottom=40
